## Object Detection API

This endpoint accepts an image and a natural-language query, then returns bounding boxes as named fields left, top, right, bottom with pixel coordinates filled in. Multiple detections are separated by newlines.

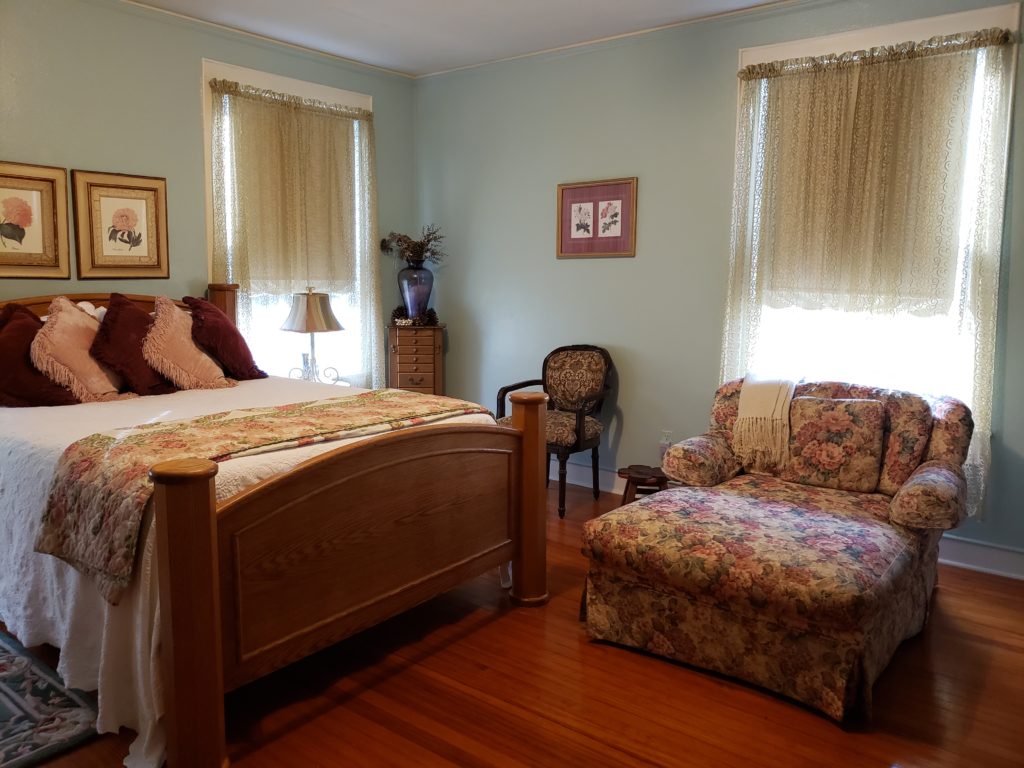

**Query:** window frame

left=200, top=59, right=372, bottom=282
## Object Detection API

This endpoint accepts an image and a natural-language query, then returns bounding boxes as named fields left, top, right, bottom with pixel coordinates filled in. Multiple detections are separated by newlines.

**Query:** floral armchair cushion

left=781, top=397, right=885, bottom=493
left=708, top=379, right=942, bottom=494
left=673, top=378, right=974, bottom=530
left=889, top=460, right=967, bottom=530
left=662, top=431, right=740, bottom=487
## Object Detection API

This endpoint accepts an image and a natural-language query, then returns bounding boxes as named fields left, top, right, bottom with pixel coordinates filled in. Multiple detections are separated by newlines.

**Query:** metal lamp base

left=288, top=333, right=347, bottom=385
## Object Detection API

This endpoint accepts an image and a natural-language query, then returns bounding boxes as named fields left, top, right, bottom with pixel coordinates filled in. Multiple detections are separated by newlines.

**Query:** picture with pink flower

left=107, top=204, right=143, bottom=251
left=598, top=199, right=621, bottom=237
left=0, top=188, right=43, bottom=253
left=98, top=196, right=149, bottom=257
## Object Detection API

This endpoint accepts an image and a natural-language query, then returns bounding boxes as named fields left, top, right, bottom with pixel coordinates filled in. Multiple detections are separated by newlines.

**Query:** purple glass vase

left=398, top=260, right=434, bottom=319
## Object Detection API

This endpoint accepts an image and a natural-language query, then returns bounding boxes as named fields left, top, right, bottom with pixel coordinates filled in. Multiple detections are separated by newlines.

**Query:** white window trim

left=200, top=59, right=372, bottom=280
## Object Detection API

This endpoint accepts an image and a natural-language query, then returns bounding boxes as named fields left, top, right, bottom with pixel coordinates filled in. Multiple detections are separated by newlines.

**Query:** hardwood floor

left=42, top=485, right=1024, bottom=767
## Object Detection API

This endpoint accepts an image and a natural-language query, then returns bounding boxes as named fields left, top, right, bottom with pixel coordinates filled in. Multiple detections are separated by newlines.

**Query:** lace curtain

left=722, top=29, right=1016, bottom=512
left=209, top=78, right=384, bottom=388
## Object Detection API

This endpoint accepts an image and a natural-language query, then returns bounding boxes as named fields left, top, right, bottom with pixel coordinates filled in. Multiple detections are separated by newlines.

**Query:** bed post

left=207, top=283, right=239, bottom=326
left=150, top=459, right=229, bottom=768
left=509, top=391, right=549, bottom=606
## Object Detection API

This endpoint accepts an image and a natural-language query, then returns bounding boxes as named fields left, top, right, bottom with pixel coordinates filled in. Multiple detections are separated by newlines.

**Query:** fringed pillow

left=183, top=296, right=266, bottom=380
left=143, top=296, right=236, bottom=390
left=30, top=297, right=132, bottom=403
left=90, top=293, right=177, bottom=396
left=0, top=303, right=80, bottom=407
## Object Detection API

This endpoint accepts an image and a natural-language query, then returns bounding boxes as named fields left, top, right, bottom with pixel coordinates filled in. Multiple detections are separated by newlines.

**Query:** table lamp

left=281, top=287, right=343, bottom=383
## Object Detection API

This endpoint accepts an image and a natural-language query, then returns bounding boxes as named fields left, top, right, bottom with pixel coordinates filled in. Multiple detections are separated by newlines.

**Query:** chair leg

left=591, top=446, right=600, bottom=499
left=558, top=453, right=568, bottom=519
left=545, top=452, right=551, bottom=488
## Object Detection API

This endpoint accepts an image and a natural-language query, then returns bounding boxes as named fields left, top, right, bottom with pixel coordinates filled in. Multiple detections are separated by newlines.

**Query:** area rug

left=0, top=632, right=96, bottom=767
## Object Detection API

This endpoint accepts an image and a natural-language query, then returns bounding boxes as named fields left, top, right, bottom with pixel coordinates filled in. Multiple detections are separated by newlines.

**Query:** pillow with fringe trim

left=143, top=296, right=236, bottom=390
left=30, top=297, right=133, bottom=403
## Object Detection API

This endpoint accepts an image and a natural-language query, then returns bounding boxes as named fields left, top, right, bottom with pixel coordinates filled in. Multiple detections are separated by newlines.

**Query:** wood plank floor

left=40, top=485, right=1024, bottom=767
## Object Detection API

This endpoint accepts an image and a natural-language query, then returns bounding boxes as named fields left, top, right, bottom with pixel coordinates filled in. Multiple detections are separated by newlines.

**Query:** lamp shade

left=281, top=288, right=343, bottom=333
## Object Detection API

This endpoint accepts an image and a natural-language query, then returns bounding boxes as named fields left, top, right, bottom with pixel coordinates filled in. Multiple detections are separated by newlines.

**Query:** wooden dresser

left=387, top=324, right=445, bottom=395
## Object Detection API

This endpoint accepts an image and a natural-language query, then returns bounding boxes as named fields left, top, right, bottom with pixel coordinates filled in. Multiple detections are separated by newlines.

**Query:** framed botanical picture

left=0, top=161, right=70, bottom=278
left=72, top=170, right=168, bottom=279
left=556, top=177, right=637, bottom=258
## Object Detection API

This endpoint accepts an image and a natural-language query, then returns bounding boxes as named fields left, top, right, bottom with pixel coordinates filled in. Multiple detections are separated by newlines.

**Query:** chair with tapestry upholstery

left=496, top=345, right=613, bottom=518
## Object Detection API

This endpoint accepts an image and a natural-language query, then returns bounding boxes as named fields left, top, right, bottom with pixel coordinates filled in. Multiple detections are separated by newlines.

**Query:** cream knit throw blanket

left=732, top=376, right=796, bottom=473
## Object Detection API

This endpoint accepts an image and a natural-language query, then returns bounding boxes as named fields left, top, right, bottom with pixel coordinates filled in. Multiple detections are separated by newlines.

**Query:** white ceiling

left=129, top=0, right=776, bottom=77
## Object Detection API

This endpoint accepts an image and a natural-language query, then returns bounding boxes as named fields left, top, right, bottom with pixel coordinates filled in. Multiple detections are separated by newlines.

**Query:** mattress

left=0, top=377, right=494, bottom=767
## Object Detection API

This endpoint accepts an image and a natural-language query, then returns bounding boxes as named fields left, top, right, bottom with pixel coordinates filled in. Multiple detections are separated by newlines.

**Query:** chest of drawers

left=387, top=324, right=445, bottom=395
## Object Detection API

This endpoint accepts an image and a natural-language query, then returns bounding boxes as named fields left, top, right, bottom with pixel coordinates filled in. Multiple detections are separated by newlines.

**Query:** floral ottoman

left=581, top=474, right=941, bottom=720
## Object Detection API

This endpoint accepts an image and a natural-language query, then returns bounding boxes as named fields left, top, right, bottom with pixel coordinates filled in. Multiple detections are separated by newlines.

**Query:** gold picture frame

left=556, top=177, right=637, bottom=258
left=72, top=170, right=169, bottom=279
left=0, top=160, right=70, bottom=278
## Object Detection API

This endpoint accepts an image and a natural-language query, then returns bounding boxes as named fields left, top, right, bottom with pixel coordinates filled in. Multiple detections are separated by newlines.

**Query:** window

left=204, top=62, right=383, bottom=388
left=723, top=10, right=1017, bottom=510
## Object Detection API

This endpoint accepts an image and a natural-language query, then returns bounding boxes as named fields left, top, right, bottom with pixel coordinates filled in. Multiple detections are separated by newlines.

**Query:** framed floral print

left=556, top=177, right=637, bottom=258
left=72, top=170, right=169, bottom=279
left=0, top=161, right=70, bottom=278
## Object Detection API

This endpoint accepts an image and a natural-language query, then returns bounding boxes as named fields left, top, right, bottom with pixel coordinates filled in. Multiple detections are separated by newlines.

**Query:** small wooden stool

left=618, top=464, right=669, bottom=505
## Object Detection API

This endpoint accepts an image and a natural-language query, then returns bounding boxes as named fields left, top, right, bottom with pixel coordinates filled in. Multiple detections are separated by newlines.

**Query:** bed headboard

left=0, top=283, right=239, bottom=325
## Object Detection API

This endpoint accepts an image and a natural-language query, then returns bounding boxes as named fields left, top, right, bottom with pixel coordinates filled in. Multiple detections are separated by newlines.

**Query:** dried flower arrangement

left=390, top=305, right=439, bottom=326
left=380, top=224, right=448, bottom=266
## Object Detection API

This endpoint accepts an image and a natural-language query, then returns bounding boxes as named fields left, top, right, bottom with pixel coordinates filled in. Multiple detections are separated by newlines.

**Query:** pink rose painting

left=0, top=195, right=33, bottom=247
left=598, top=199, right=621, bottom=236
left=108, top=206, right=143, bottom=251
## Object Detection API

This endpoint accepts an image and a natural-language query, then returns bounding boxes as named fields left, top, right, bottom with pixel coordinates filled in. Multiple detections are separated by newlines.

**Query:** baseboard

left=939, top=536, right=1024, bottom=580
left=564, top=466, right=1024, bottom=581
left=564, top=462, right=626, bottom=496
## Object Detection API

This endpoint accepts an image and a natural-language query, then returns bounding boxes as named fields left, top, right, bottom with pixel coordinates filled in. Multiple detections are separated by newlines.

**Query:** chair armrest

left=889, top=460, right=967, bottom=530
left=496, top=379, right=543, bottom=418
left=661, top=431, right=741, bottom=487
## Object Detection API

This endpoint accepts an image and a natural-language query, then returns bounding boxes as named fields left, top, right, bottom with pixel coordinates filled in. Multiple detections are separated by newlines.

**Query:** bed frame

left=1, top=285, right=549, bottom=768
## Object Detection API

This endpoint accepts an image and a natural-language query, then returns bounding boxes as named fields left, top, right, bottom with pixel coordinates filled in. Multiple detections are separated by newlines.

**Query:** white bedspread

left=0, top=378, right=493, bottom=767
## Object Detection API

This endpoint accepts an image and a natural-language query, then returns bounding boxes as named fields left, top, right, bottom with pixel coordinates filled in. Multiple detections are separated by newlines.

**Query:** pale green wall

left=2, top=0, right=1021, bottom=554
left=0, top=0, right=410, bottom=308
left=414, top=0, right=1024, bottom=553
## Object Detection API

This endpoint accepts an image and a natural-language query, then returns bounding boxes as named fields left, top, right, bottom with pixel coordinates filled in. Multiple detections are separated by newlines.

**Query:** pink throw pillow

left=30, top=297, right=133, bottom=403
left=143, top=296, right=236, bottom=390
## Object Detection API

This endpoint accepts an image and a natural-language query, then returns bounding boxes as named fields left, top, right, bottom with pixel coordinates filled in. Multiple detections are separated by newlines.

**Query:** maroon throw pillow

left=183, top=296, right=267, bottom=380
left=90, top=293, right=177, bottom=396
left=0, top=304, right=79, bottom=407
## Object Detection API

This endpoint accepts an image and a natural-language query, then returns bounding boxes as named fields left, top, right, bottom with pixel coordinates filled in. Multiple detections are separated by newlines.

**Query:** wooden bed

left=1, top=285, right=549, bottom=768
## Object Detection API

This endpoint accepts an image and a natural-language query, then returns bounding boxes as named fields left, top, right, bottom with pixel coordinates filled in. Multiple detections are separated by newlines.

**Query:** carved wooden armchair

left=497, top=345, right=613, bottom=518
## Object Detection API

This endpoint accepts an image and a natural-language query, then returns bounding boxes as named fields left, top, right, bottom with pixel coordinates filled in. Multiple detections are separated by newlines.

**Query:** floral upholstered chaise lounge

left=581, top=379, right=973, bottom=720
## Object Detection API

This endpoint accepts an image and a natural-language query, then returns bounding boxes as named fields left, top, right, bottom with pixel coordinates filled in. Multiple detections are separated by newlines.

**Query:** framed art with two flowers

left=72, top=169, right=168, bottom=279
left=556, top=177, right=637, bottom=259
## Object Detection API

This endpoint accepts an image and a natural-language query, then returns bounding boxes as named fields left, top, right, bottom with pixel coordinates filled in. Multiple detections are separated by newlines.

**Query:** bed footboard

left=151, top=392, right=547, bottom=767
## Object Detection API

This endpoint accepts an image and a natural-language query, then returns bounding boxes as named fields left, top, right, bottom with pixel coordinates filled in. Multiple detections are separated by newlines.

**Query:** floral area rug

left=0, top=632, right=96, bottom=767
